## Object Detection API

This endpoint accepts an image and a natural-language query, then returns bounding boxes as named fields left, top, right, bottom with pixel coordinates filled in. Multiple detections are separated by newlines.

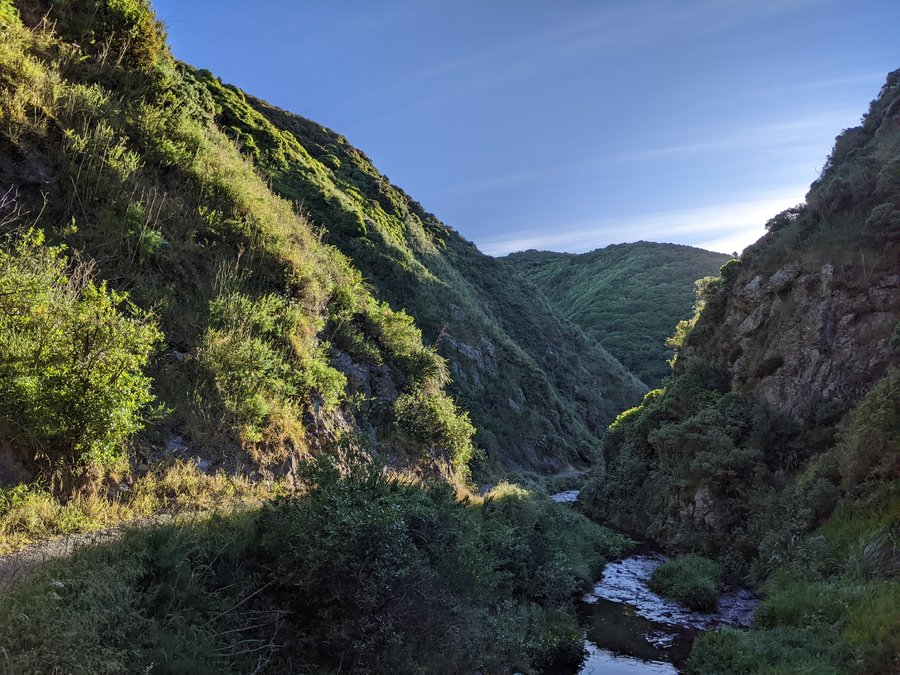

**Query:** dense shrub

left=393, top=390, right=476, bottom=471
left=0, top=231, right=160, bottom=475
left=0, top=458, right=630, bottom=673
left=41, top=0, right=167, bottom=72
left=649, top=554, right=722, bottom=611
left=835, top=367, right=899, bottom=490
left=683, top=386, right=900, bottom=674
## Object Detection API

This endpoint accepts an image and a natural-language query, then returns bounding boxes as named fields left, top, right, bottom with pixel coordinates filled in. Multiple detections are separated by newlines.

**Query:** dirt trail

left=0, top=514, right=177, bottom=594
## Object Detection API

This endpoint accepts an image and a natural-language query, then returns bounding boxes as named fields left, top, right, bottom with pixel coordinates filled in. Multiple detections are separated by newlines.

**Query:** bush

left=0, top=230, right=160, bottom=475
left=46, top=0, right=167, bottom=72
left=0, top=457, right=631, bottom=673
left=649, top=554, right=722, bottom=611
left=835, top=367, right=899, bottom=490
left=393, top=390, right=476, bottom=472
left=259, top=465, right=626, bottom=670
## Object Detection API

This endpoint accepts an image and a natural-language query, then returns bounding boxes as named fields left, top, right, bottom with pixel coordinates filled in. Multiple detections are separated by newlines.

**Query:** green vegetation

left=0, top=458, right=629, bottom=673
left=0, top=0, right=475, bottom=482
left=502, top=243, right=729, bottom=386
left=0, top=0, right=648, bottom=486
left=687, top=369, right=900, bottom=672
left=0, top=230, right=160, bottom=479
left=0, top=6, right=636, bottom=671
left=688, top=486, right=899, bottom=674
left=649, top=554, right=722, bottom=611
left=582, top=70, right=900, bottom=671
left=189, top=70, right=646, bottom=473
left=0, top=3, right=896, bottom=673
left=0, top=460, right=282, bottom=553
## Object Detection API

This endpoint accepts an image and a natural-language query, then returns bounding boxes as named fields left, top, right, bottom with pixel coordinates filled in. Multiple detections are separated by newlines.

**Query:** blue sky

left=151, top=0, right=898, bottom=256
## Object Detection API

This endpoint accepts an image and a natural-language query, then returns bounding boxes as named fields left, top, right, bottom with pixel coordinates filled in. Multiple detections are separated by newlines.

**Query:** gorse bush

left=198, top=280, right=346, bottom=450
left=0, top=230, right=160, bottom=477
left=835, top=366, right=899, bottom=491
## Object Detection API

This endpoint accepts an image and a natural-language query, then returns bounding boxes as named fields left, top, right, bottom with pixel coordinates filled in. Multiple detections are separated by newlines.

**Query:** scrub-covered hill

left=0, top=0, right=481, bottom=488
left=189, top=74, right=646, bottom=473
left=0, top=0, right=646, bottom=485
left=502, top=243, right=730, bottom=387
left=0, top=2, right=636, bottom=670
left=582, top=69, right=900, bottom=673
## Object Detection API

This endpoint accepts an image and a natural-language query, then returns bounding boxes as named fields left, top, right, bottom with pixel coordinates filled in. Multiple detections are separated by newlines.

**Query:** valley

left=0, top=1, right=897, bottom=673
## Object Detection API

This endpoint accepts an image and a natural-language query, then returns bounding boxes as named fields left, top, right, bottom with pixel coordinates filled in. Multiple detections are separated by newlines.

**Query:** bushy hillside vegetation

left=0, top=0, right=645, bottom=481
left=0, top=0, right=482, bottom=486
left=0, top=2, right=640, bottom=670
left=582, top=70, right=900, bottom=673
left=0, top=457, right=630, bottom=673
left=186, top=72, right=645, bottom=472
left=502, top=243, right=729, bottom=386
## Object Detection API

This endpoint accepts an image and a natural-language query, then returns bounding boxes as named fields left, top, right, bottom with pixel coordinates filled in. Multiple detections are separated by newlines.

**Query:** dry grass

left=0, top=460, right=285, bottom=554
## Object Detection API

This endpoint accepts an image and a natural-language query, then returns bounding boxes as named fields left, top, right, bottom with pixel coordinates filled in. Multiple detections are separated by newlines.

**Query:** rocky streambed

left=551, top=492, right=759, bottom=673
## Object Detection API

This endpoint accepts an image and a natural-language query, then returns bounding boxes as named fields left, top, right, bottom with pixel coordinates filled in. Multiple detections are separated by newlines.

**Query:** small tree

left=0, top=230, right=161, bottom=482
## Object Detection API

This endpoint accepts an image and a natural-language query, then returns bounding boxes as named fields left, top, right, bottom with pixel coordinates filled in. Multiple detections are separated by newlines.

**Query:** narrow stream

left=549, top=491, right=758, bottom=673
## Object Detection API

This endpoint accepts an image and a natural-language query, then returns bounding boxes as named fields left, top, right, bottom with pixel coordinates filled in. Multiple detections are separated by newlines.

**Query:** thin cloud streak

left=622, top=109, right=858, bottom=161
left=743, top=72, right=884, bottom=99
left=477, top=187, right=808, bottom=256
left=432, top=107, right=853, bottom=197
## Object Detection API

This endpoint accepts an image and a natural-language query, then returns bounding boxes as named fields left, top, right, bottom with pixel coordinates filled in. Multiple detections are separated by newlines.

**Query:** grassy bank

left=649, top=554, right=722, bottom=611
left=0, top=461, right=282, bottom=554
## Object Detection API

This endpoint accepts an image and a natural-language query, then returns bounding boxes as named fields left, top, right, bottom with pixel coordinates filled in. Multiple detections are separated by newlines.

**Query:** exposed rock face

left=682, top=70, right=900, bottom=422
left=704, top=264, right=898, bottom=420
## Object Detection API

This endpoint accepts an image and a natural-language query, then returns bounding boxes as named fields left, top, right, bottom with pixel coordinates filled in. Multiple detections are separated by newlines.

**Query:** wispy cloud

left=432, top=107, right=852, bottom=197
left=477, top=186, right=808, bottom=256
left=743, top=72, right=884, bottom=100
left=621, top=109, right=857, bottom=161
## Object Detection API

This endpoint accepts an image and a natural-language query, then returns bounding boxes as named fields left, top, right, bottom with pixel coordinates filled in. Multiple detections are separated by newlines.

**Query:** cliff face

left=581, top=70, right=900, bottom=576
left=681, top=70, right=900, bottom=422
left=698, top=257, right=898, bottom=420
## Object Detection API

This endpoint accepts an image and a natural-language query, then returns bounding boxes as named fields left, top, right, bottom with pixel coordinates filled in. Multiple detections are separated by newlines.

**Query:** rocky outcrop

left=682, top=70, right=900, bottom=422
left=704, top=263, right=898, bottom=420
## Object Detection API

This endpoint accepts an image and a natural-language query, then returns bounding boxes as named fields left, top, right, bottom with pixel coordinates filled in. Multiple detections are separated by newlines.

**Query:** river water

left=549, top=491, right=758, bottom=673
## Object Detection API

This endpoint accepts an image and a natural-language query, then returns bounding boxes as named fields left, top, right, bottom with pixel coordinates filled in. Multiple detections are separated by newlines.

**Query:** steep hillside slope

left=582, top=70, right=900, bottom=673
left=188, top=72, right=646, bottom=472
left=0, top=0, right=647, bottom=482
left=502, top=243, right=729, bottom=386
left=0, top=0, right=479, bottom=485
left=0, top=5, right=643, bottom=671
